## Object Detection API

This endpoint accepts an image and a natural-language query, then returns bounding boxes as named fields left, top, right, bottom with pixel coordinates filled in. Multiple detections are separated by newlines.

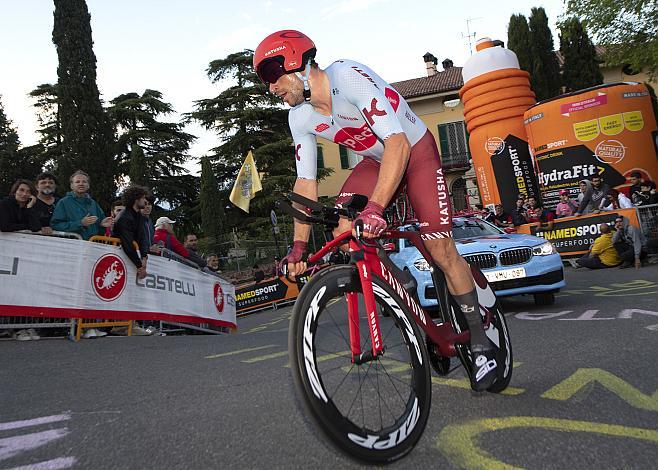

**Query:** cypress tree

left=559, top=18, right=603, bottom=92
left=52, top=0, right=116, bottom=209
left=528, top=7, right=562, bottom=100
left=508, top=14, right=533, bottom=74
left=199, top=156, right=226, bottom=255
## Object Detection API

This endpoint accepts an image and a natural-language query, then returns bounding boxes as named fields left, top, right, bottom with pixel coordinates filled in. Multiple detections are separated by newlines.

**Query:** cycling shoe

left=469, top=344, right=498, bottom=392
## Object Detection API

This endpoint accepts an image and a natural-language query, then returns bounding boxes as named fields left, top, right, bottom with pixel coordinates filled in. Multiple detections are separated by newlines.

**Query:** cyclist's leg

left=405, top=131, right=497, bottom=390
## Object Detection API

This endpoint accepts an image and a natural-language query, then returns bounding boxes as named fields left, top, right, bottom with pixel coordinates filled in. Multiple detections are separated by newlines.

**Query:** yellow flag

left=229, top=151, right=263, bottom=213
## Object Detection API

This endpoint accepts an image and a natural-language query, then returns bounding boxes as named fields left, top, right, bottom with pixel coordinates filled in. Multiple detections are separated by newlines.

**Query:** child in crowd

left=555, top=189, right=578, bottom=217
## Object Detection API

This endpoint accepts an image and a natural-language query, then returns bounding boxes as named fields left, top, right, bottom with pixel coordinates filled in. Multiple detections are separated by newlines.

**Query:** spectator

left=113, top=186, right=150, bottom=279
left=555, top=189, right=578, bottom=218
left=510, top=197, right=527, bottom=226
left=576, top=223, right=621, bottom=269
left=207, top=254, right=221, bottom=273
left=253, top=264, right=265, bottom=283
left=576, top=180, right=593, bottom=216
left=271, top=256, right=281, bottom=276
left=154, top=217, right=190, bottom=259
left=183, top=233, right=207, bottom=269
left=33, top=172, right=60, bottom=235
left=105, top=199, right=125, bottom=237
left=628, top=171, right=644, bottom=205
left=525, top=196, right=554, bottom=228
left=0, top=180, right=41, bottom=232
left=635, top=180, right=657, bottom=206
left=51, top=170, right=111, bottom=240
left=141, top=194, right=156, bottom=252
left=486, top=204, right=512, bottom=228
left=576, top=174, right=609, bottom=216
left=600, top=188, right=633, bottom=211
left=612, top=215, right=648, bottom=269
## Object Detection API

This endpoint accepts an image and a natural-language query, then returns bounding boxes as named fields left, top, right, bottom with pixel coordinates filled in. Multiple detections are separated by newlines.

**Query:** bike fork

left=347, top=258, right=385, bottom=364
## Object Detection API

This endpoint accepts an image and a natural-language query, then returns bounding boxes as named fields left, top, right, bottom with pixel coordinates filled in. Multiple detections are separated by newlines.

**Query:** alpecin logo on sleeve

left=92, top=254, right=127, bottom=301
left=214, top=282, right=225, bottom=313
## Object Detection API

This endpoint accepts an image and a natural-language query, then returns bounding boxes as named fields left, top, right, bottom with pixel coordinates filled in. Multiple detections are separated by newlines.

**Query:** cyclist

left=254, top=30, right=497, bottom=391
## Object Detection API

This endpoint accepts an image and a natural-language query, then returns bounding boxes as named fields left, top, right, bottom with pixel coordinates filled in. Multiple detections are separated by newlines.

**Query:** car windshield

left=452, top=219, right=502, bottom=240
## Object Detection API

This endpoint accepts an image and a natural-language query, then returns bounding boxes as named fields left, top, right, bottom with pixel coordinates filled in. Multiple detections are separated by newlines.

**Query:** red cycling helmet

left=253, top=30, right=316, bottom=84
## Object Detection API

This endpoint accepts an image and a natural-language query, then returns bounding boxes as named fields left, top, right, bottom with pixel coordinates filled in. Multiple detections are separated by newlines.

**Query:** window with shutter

left=317, top=146, right=324, bottom=169
left=339, top=145, right=349, bottom=169
left=437, top=121, right=470, bottom=170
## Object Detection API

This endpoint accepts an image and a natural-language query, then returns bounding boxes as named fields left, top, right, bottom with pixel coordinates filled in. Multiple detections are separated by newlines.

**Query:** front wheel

left=289, top=265, right=431, bottom=463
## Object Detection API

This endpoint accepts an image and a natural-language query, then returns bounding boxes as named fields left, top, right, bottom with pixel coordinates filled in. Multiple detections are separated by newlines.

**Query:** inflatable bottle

left=460, top=38, right=541, bottom=212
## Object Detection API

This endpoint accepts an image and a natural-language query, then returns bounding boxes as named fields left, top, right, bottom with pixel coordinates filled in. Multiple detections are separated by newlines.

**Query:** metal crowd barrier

left=636, top=203, right=658, bottom=255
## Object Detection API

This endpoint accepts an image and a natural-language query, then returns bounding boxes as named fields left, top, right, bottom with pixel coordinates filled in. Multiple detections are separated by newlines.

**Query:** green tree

left=0, top=98, right=43, bottom=195
left=199, top=156, right=226, bottom=255
left=559, top=18, right=603, bottom=92
left=188, top=50, right=296, bottom=235
left=107, top=89, right=196, bottom=205
left=52, top=0, right=116, bottom=209
left=528, top=7, right=562, bottom=100
left=508, top=14, right=533, bottom=73
left=565, top=0, right=657, bottom=78
left=29, top=83, right=62, bottom=173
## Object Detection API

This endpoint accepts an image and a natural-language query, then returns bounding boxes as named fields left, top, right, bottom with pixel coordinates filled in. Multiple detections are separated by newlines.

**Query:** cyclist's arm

left=370, top=133, right=410, bottom=207
left=292, top=177, right=317, bottom=243
left=289, top=107, right=318, bottom=244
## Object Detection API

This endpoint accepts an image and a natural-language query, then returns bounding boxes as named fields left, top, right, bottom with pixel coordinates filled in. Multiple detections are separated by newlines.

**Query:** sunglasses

left=257, top=59, right=287, bottom=85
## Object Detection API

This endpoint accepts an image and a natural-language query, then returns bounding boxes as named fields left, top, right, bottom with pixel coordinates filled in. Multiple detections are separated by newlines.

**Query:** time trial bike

left=277, top=193, right=512, bottom=463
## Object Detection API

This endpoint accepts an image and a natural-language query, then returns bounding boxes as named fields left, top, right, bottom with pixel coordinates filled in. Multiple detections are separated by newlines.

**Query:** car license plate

left=484, top=267, right=526, bottom=283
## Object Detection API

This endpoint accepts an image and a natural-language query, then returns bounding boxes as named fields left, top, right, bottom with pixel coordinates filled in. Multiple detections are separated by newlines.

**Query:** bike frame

left=307, top=229, right=472, bottom=363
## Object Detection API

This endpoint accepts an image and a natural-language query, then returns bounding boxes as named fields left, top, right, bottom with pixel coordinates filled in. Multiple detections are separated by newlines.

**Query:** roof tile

left=391, top=67, right=464, bottom=99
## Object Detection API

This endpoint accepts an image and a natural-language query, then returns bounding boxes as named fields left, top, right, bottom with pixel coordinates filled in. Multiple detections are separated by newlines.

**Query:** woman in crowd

left=0, top=179, right=41, bottom=232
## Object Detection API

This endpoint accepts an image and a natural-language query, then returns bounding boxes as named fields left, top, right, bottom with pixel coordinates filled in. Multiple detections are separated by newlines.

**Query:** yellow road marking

left=541, top=368, right=658, bottom=411
left=205, top=345, right=276, bottom=359
left=436, top=416, right=658, bottom=470
left=242, top=351, right=289, bottom=363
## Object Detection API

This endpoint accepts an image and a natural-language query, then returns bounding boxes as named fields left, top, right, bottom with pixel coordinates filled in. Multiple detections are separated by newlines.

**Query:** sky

left=0, top=0, right=566, bottom=174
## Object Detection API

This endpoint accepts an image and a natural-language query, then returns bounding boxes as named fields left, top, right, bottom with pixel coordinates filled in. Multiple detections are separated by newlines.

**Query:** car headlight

left=532, top=241, right=557, bottom=256
left=413, top=258, right=431, bottom=271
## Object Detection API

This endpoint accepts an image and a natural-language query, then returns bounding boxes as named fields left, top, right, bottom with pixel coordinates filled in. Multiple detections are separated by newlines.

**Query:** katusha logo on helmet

left=214, top=282, right=225, bottom=313
left=264, top=45, right=286, bottom=57
left=92, top=254, right=127, bottom=301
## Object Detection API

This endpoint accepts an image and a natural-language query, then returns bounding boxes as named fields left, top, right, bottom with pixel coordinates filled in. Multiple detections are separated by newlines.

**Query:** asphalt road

left=2, top=264, right=658, bottom=469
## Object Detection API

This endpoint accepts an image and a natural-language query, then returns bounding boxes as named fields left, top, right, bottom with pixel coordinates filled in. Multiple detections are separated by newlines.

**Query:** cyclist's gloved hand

left=286, top=240, right=307, bottom=264
left=283, top=240, right=308, bottom=279
left=354, top=201, right=387, bottom=238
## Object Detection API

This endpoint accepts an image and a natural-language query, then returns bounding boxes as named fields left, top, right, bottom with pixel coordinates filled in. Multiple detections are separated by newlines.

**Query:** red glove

left=354, top=201, right=387, bottom=236
left=286, top=240, right=308, bottom=264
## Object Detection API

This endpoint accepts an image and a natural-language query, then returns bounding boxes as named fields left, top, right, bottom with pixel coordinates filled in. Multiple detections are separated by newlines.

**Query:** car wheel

left=534, top=292, right=555, bottom=305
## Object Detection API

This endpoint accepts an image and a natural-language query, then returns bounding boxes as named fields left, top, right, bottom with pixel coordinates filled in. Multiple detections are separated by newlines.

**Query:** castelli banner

left=515, top=208, right=641, bottom=256
left=524, top=82, right=658, bottom=209
left=0, top=232, right=236, bottom=329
